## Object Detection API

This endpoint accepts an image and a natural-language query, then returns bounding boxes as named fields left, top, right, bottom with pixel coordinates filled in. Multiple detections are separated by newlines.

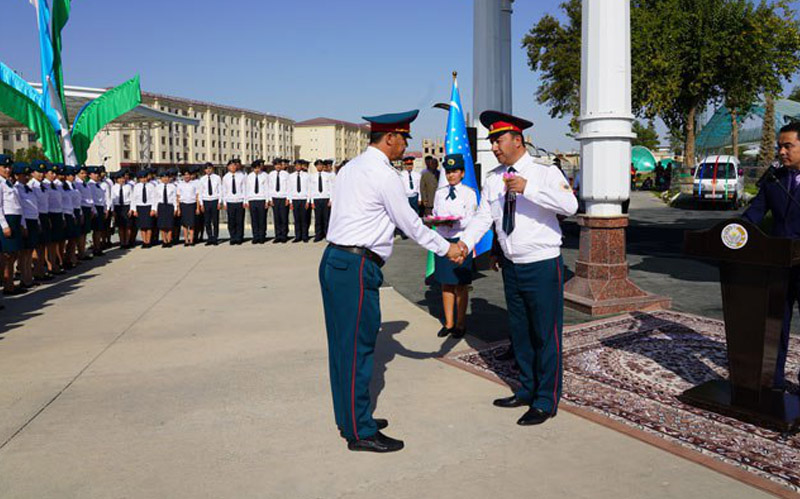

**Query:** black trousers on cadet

left=249, top=200, right=267, bottom=243
left=292, top=199, right=309, bottom=242
left=203, top=200, right=220, bottom=243
left=226, top=202, right=245, bottom=244
left=313, top=198, right=331, bottom=242
left=272, top=198, right=289, bottom=242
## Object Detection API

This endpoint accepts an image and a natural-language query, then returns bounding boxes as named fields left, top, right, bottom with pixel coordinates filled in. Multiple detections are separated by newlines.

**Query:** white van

left=692, top=155, right=744, bottom=209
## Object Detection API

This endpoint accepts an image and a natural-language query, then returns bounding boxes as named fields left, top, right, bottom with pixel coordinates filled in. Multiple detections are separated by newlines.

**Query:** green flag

left=0, top=79, right=63, bottom=162
left=71, top=75, right=142, bottom=165
left=52, top=0, right=71, bottom=123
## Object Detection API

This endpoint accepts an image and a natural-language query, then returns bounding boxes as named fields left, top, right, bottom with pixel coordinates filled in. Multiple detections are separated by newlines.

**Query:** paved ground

left=0, top=219, right=769, bottom=498
left=384, top=191, right=800, bottom=345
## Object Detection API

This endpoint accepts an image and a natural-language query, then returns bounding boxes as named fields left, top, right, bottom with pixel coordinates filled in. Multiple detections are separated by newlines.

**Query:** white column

left=577, top=0, right=635, bottom=217
left=473, top=0, right=513, bottom=179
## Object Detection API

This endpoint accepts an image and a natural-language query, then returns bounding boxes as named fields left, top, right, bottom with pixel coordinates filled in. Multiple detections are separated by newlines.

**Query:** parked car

left=692, top=155, right=744, bottom=209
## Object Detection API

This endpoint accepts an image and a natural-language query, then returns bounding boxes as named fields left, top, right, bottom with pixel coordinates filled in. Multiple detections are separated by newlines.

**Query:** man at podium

left=742, top=121, right=800, bottom=389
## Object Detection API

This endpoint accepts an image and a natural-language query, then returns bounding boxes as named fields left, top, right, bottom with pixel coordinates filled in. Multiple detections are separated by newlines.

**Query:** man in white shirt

left=459, top=111, right=578, bottom=427
left=199, top=162, right=222, bottom=245
left=289, top=159, right=311, bottom=243
left=269, top=158, right=291, bottom=243
left=321, top=110, right=463, bottom=453
left=245, top=159, right=269, bottom=244
left=311, top=160, right=333, bottom=242
left=222, top=158, right=246, bottom=245
left=400, top=156, right=421, bottom=212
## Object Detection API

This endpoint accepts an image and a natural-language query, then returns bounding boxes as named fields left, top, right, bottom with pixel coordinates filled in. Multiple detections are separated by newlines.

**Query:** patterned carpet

left=442, top=311, right=800, bottom=496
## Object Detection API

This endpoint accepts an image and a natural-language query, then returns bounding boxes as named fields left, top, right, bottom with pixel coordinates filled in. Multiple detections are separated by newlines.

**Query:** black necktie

left=297, top=173, right=301, bottom=193
left=409, top=172, right=414, bottom=191
left=119, top=186, right=124, bottom=205
left=25, top=185, right=31, bottom=193
left=232, top=175, right=237, bottom=195
left=276, top=172, right=281, bottom=192
left=142, top=184, right=147, bottom=204
left=448, top=185, right=457, bottom=200
left=208, top=175, right=212, bottom=195
left=503, top=167, right=517, bottom=235
left=318, top=174, right=323, bottom=192
left=163, top=184, right=168, bottom=204
left=255, top=174, right=260, bottom=194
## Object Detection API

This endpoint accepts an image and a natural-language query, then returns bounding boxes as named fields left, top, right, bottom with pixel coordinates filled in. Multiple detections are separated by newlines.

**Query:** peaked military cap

left=0, top=154, right=13, bottom=167
left=362, top=110, right=419, bottom=139
left=443, top=154, right=465, bottom=171
left=12, top=162, right=30, bottom=175
left=402, top=156, right=416, bottom=163
left=480, top=111, right=533, bottom=140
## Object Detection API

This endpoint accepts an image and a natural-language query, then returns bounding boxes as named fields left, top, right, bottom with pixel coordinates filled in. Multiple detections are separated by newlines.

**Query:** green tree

left=14, top=145, right=47, bottom=163
left=632, top=120, right=660, bottom=150
left=758, top=94, right=777, bottom=168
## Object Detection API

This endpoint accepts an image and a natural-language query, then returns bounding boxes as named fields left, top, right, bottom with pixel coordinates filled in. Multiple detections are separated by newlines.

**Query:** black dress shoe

left=493, top=395, right=528, bottom=408
left=437, top=327, right=451, bottom=338
left=517, top=407, right=553, bottom=426
left=339, top=418, right=388, bottom=438
left=451, top=327, right=466, bottom=339
left=347, top=431, right=404, bottom=453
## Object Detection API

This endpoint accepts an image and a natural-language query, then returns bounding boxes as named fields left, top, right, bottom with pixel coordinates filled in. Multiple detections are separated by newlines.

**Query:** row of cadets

left=311, top=159, right=335, bottom=242
left=222, top=159, right=246, bottom=245
left=288, top=159, right=311, bottom=243
left=199, top=162, right=222, bottom=245
left=269, top=158, right=291, bottom=243
left=245, top=159, right=269, bottom=244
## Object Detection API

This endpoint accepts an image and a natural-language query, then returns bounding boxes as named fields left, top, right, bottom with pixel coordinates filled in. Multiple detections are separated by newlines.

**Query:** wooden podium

left=682, top=218, right=800, bottom=431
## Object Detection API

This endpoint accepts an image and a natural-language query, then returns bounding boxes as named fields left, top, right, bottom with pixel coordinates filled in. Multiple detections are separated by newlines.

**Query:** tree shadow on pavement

left=0, top=247, right=128, bottom=339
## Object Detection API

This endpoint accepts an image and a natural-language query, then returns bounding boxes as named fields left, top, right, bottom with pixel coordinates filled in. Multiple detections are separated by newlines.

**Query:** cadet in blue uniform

left=459, top=111, right=578, bottom=426
left=0, top=155, right=27, bottom=294
left=742, top=121, right=800, bottom=389
left=321, top=110, right=463, bottom=452
left=15, top=163, right=39, bottom=288
left=431, top=154, right=478, bottom=339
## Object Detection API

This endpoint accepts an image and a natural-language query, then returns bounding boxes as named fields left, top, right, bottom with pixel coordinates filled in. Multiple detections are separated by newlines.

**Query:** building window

left=15, top=132, right=21, bottom=141
left=162, top=151, right=166, bottom=160
left=161, top=137, right=166, bottom=146
left=123, top=151, right=130, bottom=160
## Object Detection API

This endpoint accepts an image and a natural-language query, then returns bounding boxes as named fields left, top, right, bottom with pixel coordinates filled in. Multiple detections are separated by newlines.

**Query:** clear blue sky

left=0, top=1, right=798, bottom=154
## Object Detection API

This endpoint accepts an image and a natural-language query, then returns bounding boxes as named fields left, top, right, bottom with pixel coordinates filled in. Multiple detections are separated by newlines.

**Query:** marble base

left=564, top=215, right=671, bottom=316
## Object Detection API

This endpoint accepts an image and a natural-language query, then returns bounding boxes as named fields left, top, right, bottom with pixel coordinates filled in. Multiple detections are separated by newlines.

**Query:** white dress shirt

left=311, top=171, right=334, bottom=200
left=432, top=182, right=478, bottom=240
left=460, top=152, right=578, bottom=264
left=327, top=146, right=450, bottom=261
left=269, top=170, right=290, bottom=199
left=288, top=171, right=311, bottom=201
left=16, top=181, right=39, bottom=220
left=245, top=171, right=269, bottom=202
left=400, top=170, right=422, bottom=198
left=75, top=180, right=94, bottom=209
left=56, top=180, right=72, bottom=215
left=131, top=182, right=155, bottom=211
left=199, top=173, right=222, bottom=202
left=112, top=183, right=133, bottom=207
left=0, top=178, right=26, bottom=229
left=177, top=180, right=199, bottom=205
left=152, top=182, right=178, bottom=210
left=29, top=178, right=49, bottom=214
left=89, top=180, right=108, bottom=212
left=67, top=181, right=81, bottom=212
left=222, top=171, right=246, bottom=204
left=44, top=179, right=63, bottom=214
left=100, top=180, right=112, bottom=210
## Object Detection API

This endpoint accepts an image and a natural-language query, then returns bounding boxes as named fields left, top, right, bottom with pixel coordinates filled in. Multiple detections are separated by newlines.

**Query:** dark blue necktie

left=503, top=167, right=517, bottom=235
left=447, top=185, right=457, bottom=200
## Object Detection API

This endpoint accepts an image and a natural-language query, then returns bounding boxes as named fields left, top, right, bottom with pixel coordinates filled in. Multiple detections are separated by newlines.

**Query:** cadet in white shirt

left=0, top=156, right=27, bottom=294
left=199, top=162, right=222, bottom=246
left=29, top=162, right=51, bottom=278
left=153, top=169, right=178, bottom=248
left=43, top=164, right=65, bottom=272
left=321, top=110, right=462, bottom=453
left=289, top=159, right=311, bottom=243
left=245, top=159, right=269, bottom=244
left=130, top=170, right=156, bottom=248
left=61, top=167, right=81, bottom=268
left=459, top=111, right=578, bottom=427
left=111, top=172, right=134, bottom=248
left=311, top=160, right=334, bottom=242
left=222, top=159, right=246, bottom=245
left=430, top=154, right=478, bottom=340
left=89, top=167, right=109, bottom=256
left=74, top=166, right=94, bottom=259
left=177, top=169, right=200, bottom=246
left=268, top=158, right=291, bottom=243
left=99, top=167, right=114, bottom=248
left=14, top=163, right=39, bottom=288
left=400, top=155, right=422, bottom=212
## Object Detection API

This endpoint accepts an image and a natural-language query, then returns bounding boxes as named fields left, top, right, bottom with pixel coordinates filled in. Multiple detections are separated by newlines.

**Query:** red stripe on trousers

left=552, top=259, right=562, bottom=416
left=350, top=256, right=366, bottom=440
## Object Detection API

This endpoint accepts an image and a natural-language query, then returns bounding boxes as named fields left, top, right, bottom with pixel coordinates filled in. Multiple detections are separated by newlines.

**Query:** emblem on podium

left=721, top=223, right=748, bottom=250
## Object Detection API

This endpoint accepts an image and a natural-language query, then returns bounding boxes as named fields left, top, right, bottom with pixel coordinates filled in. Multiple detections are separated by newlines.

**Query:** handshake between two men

left=445, top=241, right=470, bottom=265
